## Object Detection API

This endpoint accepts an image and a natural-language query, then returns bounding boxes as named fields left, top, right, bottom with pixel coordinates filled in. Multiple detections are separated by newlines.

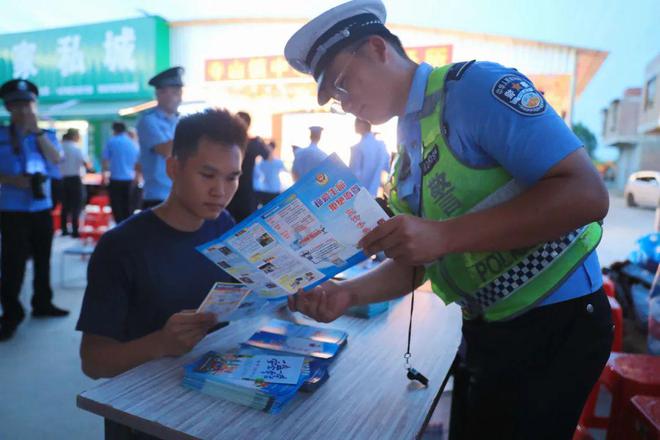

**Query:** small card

left=237, top=355, right=304, bottom=385
left=196, top=282, right=251, bottom=321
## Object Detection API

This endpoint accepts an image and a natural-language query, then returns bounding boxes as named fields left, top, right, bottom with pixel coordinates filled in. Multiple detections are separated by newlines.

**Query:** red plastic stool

left=627, top=395, right=660, bottom=440
left=578, top=354, right=660, bottom=439
left=608, top=296, right=623, bottom=352
left=573, top=425, right=594, bottom=440
left=603, top=275, right=616, bottom=298
left=89, top=194, right=110, bottom=208
left=51, top=203, right=62, bottom=232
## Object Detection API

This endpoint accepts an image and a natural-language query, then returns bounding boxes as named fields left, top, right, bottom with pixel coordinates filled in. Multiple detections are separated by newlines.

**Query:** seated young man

left=77, top=108, right=247, bottom=379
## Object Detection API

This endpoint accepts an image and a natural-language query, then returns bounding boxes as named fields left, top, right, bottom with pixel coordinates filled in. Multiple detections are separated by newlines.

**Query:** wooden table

left=77, top=292, right=462, bottom=440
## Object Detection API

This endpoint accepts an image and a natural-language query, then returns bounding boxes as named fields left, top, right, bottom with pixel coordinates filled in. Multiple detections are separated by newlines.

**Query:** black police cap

left=148, top=66, right=185, bottom=88
left=0, top=79, right=39, bottom=103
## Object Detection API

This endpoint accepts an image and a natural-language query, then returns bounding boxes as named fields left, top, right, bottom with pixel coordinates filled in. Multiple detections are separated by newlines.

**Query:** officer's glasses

left=327, top=42, right=366, bottom=114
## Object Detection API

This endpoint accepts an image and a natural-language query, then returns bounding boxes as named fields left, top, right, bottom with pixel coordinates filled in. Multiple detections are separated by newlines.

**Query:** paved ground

left=0, top=194, right=655, bottom=440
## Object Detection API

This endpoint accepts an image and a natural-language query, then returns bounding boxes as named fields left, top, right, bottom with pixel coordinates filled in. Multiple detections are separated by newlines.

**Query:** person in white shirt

left=254, top=141, right=286, bottom=206
left=58, top=128, right=92, bottom=237
left=349, top=118, right=390, bottom=196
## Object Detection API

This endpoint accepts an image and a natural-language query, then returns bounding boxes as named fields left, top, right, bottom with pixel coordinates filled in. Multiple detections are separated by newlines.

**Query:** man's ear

left=365, top=35, right=388, bottom=63
left=166, top=156, right=179, bottom=180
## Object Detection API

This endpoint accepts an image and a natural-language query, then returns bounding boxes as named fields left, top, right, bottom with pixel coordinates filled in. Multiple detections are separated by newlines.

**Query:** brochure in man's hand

left=197, top=154, right=388, bottom=299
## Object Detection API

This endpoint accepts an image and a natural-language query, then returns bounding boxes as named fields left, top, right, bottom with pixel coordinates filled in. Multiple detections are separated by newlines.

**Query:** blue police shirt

left=103, top=133, right=139, bottom=181
left=397, top=62, right=602, bottom=307
left=0, top=126, right=60, bottom=212
left=136, top=108, right=178, bottom=201
left=76, top=209, right=236, bottom=342
left=349, top=132, right=390, bottom=196
left=292, top=143, right=328, bottom=179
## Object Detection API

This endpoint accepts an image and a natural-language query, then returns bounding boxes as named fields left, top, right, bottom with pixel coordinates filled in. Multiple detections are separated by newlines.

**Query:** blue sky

left=2, top=0, right=659, bottom=158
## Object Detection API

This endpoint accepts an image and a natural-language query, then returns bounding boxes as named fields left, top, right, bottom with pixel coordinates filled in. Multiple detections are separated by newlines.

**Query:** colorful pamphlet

left=197, top=154, right=388, bottom=299
left=244, top=319, right=348, bottom=360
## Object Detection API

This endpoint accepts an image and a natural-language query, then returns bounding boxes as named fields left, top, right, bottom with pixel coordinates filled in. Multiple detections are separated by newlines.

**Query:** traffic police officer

left=136, top=67, right=184, bottom=209
left=284, top=1, right=613, bottom=438
left=0, top=79, right=69, bottom=341
left=291, top=125, right=328, bottom=181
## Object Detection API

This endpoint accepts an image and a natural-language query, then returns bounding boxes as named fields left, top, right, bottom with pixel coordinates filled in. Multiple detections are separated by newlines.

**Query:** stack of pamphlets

left=183, top=320, right=347, bottom=412
left=183, top=347, right=311, bottom=414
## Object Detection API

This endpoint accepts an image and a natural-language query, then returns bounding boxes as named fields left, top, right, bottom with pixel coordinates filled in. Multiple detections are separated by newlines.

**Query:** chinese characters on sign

left=0, top=17, right=167, bottom=101
left=204, top=45, right=453, bottom=82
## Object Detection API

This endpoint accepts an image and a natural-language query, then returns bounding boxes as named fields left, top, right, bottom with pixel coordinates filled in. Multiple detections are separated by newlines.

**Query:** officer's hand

left=287, top=280, right=354, bottom=323
left=157, top=310, right=217, bottom=357
left=359, top=214, right=447, bottom=265
left=24, top=111, right=39, bottom=134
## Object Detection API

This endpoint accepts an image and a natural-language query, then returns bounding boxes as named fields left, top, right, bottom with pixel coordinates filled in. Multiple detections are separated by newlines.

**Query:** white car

left=624, top=171, right=660, bottom=208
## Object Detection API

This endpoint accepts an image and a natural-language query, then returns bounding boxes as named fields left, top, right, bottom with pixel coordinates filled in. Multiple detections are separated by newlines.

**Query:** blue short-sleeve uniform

left=136, top=108, right=178, bottom=201
left=396, top=62, right=602, bottom=308
left=103, top=133, right=140, bottom=181
left=76, top=210, right=236, bottom=342
left=292, top=143, right=328, bottom=179
left=0, top=126, right=60, bottom=212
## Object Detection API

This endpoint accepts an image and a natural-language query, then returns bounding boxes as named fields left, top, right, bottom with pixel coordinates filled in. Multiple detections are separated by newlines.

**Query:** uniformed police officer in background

left=136, top=67, right=184, bottom=209
left=0, top=79, right=69, bottom=342
left=284, top=1, right=613, bottom=438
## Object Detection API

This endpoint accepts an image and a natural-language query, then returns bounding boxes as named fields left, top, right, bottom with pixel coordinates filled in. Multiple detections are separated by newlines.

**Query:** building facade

left=603, top=53, right=660, bottom=191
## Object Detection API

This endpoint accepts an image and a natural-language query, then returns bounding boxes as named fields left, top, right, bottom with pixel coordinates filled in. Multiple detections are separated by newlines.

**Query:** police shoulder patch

left=491, top=74, right=546, bottom=116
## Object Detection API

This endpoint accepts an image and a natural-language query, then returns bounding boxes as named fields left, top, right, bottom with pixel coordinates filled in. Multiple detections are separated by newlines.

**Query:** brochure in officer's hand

left=197, top=154, right=388, bottom=299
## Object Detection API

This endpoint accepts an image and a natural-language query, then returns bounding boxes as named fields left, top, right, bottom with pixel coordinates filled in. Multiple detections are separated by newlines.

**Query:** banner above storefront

left=205, top=45, right=453, bottom=82
left=0, top=16, right=170, bottom=102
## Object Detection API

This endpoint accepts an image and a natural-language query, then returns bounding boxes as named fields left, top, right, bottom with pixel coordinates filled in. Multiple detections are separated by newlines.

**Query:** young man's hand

left=157, top=310, right=217, bottom=357
left=287, top=280, right=354, bottom=323
left=359, top=214, right=449, bottom=265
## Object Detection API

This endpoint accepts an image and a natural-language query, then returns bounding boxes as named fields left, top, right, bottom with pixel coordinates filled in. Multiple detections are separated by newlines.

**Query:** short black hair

left=383, top=32, right=409, bottom=60
left=62, top=128, right=79, bottom=141
left=353, top=32, right=410, bottom=61
left=172, top=108, right=248, bottom=162
left=112, top=121, right=126, bottom=133
left=236, top=111, right=251, bottom=127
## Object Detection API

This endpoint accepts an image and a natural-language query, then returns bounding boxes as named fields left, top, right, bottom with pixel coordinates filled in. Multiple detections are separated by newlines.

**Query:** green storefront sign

left=0, top=16, right=170, bottom=102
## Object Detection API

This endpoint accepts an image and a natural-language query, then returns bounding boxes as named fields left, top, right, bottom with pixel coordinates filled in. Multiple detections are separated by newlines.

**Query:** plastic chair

left=608, top=296, right=623, bottom=352
left=88, top=194, right=110, bottom=208
left=578, top=354, right=660, bottom=439
left=603, top=274, right=616, bottom=298
left=627, top=395, right=660, bottom=440
left=51, top=203, right=62, bottom=232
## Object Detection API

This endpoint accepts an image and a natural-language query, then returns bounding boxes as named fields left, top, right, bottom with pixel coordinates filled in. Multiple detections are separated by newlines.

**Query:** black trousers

left=449, top=289, right=613, bottom=440
left=0, top=210, right=54, bottom=324
left=109, top=180, right=134, bottom=224
left=61, top=176, right=83, bottom=234
left=50, top=178, right=63, bottom=209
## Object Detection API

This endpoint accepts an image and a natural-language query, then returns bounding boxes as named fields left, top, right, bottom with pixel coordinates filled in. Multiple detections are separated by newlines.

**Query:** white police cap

left=284, top=0, right=388, bottom=105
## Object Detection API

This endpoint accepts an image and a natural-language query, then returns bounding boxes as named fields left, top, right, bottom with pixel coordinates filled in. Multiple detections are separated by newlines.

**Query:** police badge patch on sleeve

left=491, top=74, right=546, bottom=116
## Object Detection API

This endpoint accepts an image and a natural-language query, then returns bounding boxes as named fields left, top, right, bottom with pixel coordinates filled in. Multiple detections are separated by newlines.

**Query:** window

left=610, top=101, right=619, bottom=132
left=645, top=76, right=657, bottom=110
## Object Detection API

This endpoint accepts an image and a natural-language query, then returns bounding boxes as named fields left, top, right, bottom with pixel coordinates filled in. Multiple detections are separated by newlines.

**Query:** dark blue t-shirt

left=76, top=210, right=235, bottom=342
